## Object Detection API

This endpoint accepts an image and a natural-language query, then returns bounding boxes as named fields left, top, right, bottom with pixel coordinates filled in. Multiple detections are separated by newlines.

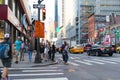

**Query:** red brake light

left=111, top=47, right=114, bottom=50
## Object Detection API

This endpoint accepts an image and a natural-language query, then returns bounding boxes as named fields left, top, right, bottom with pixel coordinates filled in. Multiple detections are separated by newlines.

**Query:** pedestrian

left=14, top=36, right=22, bottom=64
left=44, top=44, right=49, bottom=61
left=39, top=43, right=45, bottom=62
left=51, top=42, right=56, bottom=62
left=20, top=41, right=25, bottom=61
left=27, top=41, right=33, bottom=63
left=61, top=41, right=69, bottom=64
left=47, top=43, right=52, bottom=60
left=0, top=33, right=14, bottom=79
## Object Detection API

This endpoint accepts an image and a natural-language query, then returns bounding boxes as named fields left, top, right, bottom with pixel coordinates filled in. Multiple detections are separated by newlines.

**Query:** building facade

left=95, top=0, right=120, bottom=15
left=77, top=0, right=95, bottom=44
left=0, top=0, right=32, bottom=43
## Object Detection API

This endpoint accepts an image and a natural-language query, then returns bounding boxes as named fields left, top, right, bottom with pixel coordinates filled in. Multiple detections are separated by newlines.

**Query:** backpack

left=0, top=43, right=10, bottom=59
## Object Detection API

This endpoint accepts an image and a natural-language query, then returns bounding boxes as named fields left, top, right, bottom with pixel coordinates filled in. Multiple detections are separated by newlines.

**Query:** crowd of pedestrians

left=0, top=34, right=70, bottom=79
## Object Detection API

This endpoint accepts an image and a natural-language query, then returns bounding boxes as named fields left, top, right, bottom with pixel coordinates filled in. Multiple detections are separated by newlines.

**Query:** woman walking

left=28, top=42, right=33, bottom=63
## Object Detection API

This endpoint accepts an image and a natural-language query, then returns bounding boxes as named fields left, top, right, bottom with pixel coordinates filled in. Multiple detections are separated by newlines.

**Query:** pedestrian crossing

left=7, top=67, right=68, bottom=80
left=58, top=56, right=120, bottom=66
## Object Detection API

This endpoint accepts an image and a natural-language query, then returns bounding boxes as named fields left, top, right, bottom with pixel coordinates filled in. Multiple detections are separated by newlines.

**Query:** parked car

left=87, top=44, right=115, bottom=56
left=70, top=45, right=84, bottom=54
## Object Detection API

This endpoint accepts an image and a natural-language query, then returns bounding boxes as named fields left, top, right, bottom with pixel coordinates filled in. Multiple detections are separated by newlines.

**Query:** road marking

left=13, top=77, right=68, bottom=80
left=76, top=57, right=80, bottom=59
left=9, top=73, right=64, bottom=77
left=22, top=70, right=62, bottom=72
left=70, top=57, right=74, bottom=59
left=92, top=59, right=118, bottom=64
left=100, top=58, right=120, bottom=63
left=75, top=60, right=93, bottom=65
left=84, top=60, right=105, bottom=64
left=69, top=62, right=79, bottom=66
left=6, top=67, right=58, bottom=70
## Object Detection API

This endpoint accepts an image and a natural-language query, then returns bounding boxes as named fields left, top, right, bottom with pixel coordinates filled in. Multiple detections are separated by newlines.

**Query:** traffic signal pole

left=34, top=0, right=44, bottom=63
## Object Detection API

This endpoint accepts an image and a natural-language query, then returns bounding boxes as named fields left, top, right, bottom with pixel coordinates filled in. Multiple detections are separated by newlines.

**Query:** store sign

left=95, top=15, right=106, bottom=22
left=7, top=7, right=20, bottom=27
left=0, top=5, right=21, bottom=31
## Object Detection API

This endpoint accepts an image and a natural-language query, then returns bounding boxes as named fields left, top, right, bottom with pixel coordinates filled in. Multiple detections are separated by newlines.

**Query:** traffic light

left=42, top=8, right=46, bottom=20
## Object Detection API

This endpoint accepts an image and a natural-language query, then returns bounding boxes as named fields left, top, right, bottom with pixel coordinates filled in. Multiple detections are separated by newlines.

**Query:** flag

left=35, top=20, right=44, bottom=38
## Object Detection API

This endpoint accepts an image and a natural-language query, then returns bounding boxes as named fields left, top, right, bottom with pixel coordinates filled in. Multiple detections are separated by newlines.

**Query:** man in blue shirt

left=14, top=36, right=22, bottom=64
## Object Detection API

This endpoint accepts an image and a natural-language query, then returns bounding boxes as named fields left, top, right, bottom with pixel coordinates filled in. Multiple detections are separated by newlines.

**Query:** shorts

left=15, top=50, right=20, bottom=57
left=1, top=58, right=12, bottom=68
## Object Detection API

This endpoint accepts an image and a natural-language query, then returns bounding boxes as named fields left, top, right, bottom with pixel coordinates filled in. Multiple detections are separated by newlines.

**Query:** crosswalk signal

left=42, top=8, right=46, bottom=20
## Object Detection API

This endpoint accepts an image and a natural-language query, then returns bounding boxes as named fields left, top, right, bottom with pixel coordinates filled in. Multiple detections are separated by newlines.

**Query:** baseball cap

left=4, top=33, right=10, bottom=38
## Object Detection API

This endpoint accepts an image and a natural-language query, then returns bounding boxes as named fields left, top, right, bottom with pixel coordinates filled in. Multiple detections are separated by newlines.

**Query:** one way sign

left=33, top=4, right=45, bottom=8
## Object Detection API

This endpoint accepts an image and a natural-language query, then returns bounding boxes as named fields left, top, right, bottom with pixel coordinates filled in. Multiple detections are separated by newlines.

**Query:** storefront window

left=0, top=20, right=4, bottom=41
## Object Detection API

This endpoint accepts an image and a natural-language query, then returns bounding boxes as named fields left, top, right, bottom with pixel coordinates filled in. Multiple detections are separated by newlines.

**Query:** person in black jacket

left=51, top=42, right=56, bottom=62
left=39, top=43, right=45, bottom=61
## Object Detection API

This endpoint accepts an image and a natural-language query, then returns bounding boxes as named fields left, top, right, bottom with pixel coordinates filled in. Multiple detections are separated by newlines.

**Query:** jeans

left=28, top=51, right=32, bottom=62
left=62, top=50, right=68, bottom=63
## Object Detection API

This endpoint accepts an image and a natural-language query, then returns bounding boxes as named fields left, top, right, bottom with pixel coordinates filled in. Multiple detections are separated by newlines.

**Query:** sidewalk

left=0, top=53, right=58, bottom=68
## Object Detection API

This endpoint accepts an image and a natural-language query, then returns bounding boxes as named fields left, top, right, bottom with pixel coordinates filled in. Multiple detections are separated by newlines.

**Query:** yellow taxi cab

left=70, top=45, right=84, bottom=54
left=116, top=46, right=120, bottom=53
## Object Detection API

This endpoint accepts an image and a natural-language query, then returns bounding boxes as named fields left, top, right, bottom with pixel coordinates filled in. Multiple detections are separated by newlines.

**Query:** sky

left=29, top=0, right=55, bottom=33
left=29, top=0, right=55, bottom=21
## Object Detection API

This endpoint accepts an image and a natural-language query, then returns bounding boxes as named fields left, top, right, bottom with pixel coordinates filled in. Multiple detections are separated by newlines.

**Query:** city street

left=5, top=52, right=120, bottom=80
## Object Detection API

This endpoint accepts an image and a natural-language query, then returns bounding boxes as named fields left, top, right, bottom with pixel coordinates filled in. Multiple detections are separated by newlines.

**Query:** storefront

left=0, top=5, right=28, bottom=42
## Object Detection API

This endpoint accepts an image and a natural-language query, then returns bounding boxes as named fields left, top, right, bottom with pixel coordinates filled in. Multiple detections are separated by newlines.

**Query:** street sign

left=33, top=4, right=45, bottom=8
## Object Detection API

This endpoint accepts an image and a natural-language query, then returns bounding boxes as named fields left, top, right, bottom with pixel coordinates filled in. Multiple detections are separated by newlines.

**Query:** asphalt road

left=8, top=52, right=120, bottom=80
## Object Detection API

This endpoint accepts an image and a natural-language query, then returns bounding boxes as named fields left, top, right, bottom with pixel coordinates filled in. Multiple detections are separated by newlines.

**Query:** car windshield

left=92, top=45, right=101, bottom=48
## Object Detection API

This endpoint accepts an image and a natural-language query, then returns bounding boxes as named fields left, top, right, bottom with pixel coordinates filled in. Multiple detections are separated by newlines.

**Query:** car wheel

left=87, top=51, right=91, bottom=56
left=96, top=51, right=101, bottom=56
left=109, top=53, right=113, bottom=56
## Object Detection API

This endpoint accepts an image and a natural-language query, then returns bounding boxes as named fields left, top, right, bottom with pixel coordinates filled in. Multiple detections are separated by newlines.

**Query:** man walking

left=14, top=36, right=22, bottom=64
left=0, top=33, right=14, bottom=79
left=51, top=42, right=56, bottom=62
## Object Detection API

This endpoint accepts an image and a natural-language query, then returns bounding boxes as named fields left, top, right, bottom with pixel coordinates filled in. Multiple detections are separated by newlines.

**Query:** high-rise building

left=77, top=0, right=95, bottom=44
left=95, top=0, right=120, bottom=15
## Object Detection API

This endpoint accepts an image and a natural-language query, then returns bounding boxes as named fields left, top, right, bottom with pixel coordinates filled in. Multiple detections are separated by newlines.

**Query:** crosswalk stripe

left=7, top=67, right=58, bottom=70
left=69, top=62, right=79, bottom=66
left=92, top=59, right=118, bottom=64
left=109, top=58, right=120, bottom=61
left=13, top=77, right=68, bottom=80
left=100, top=58, right=120, bottom=63
left=83, top=60, right=105, bottom=64
left=70, top=57, right=75, bottom=59
left=9, top=73, right=64, bottom=77
left=22, top=70, right=62, bottom=72
left=75, top=60, right=93, bottom=65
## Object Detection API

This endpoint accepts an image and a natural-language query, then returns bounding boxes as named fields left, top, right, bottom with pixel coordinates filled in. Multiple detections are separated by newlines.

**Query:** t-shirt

left=21, top=42, right=25, bottom=49
left=14, top=40, right=22, bottom=51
